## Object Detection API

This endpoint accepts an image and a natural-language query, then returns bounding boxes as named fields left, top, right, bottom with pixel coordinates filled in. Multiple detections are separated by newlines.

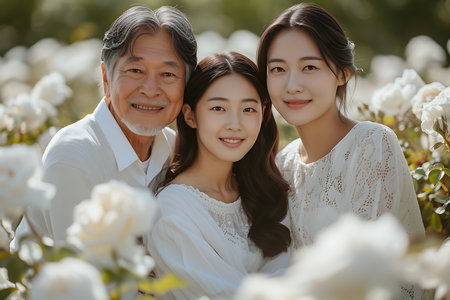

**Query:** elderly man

left=15, top=5, right=197, bottom=243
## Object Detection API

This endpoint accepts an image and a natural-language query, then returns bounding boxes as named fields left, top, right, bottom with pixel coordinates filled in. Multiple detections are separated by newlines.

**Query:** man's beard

left=121, top=117, right=163, bottom=137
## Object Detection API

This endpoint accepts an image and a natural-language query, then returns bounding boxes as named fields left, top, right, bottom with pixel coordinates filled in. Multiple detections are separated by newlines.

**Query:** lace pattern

left=175, top=184, right=260, bottom=255
left=276, top=122, right=426, bottom=300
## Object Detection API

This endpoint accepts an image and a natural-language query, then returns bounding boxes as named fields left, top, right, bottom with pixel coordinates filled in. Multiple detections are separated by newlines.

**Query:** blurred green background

left=1, top=0, right=449, bottom=73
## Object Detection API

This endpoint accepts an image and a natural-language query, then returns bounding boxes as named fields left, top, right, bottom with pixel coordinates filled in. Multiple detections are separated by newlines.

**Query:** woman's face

left=184, top=74, right=263, bottom=163
left=266, top=29, right=345, bottom=128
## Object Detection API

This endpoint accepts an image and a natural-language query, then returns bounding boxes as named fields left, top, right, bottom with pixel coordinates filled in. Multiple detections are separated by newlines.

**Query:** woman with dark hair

left=146, top=52, right=291, bottom=299
left=258, top=3, right=425, bottom=299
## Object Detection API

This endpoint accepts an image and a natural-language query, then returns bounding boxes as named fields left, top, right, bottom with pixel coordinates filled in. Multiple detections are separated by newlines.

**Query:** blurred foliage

left=0, top=0, right=449, bottom=72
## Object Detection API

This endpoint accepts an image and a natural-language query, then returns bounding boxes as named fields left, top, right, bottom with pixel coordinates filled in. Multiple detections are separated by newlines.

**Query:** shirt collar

left=94, top=98, right=174, bottom=183
left=94, top=98, right=139, bottom=171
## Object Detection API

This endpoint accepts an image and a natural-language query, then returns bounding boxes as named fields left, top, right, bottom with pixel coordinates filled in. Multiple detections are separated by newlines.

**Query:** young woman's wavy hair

left=257, top=2, right=357, bottom=113
left=159, top=51, right=291, bottom=257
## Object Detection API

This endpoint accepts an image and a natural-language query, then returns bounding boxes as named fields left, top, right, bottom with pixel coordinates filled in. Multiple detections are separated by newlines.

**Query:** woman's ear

left=182, top=104, right=197, bottom=128
left=338, top=67, right=353, bottom=86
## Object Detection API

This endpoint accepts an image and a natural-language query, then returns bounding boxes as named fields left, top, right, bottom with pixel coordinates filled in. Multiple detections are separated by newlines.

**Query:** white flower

left=406, top=35, right=447, bottom=74
left=196, top=31, right=227, bottom=61
left=370, top=55, right=406, bottom=85
left=31, top=72, right=72, bottom=106
left=403, top=240, right=450, bottom=300
left=0, top=268, right=15, bottom=290
left=412, top=82, right=446, bottom=120
left=0, top=60, right=30, bottom=86
left=226, top=30, right=259, bottom=62
left=1, top=80, right=31, bottom=101
left=18, top=240, right=43, bottom=265
left=67, top=180, right=158, bottom=273
left=421, top=87, right=450, bottom=136
left=0, top=225, right=10, bottom=251
left=0, top=144, right=55, bottom=223
left=371, top=69, right=425, bottom=117
left=29, top=257, right=108, bottom=300
left=235, top=274, right=297, bottom=300
left=286, top=214, right=408, bottom=300
left=4, top=93, right=56, bottom=133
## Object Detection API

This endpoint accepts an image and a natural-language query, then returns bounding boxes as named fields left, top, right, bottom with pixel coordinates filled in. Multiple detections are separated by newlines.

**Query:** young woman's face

left=184, top=74, right=263, bottom=163
left=266, top=29, right=345, bottom=128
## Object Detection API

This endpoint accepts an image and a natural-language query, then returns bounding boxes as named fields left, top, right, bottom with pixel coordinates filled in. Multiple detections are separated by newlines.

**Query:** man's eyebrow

left=125, top=56, right=181, bottom=67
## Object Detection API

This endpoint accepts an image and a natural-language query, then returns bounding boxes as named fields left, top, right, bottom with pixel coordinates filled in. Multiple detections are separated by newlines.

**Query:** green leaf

left=0, top=254, right=29, bottom=283
left=431, top=213, right=443, bottom=232
left=431, top=162, right=445, bottom=169
left=0, top=288, right=17, bottom=299
left=413, top=167, right=426, bottom=176
left=442, top=168, right=450, bottom=177
left=432, top=142, right=444, bottom=150
left=422, top=202, right=433, bottom=221
left=428, top=169, right=444, bottom=185
left=137, top=274, right=186, bottom=295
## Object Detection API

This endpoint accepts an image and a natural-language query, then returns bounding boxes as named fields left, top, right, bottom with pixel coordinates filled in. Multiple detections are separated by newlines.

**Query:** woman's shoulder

left=276, top=138, right=301, bottom=166
left=350, top=121, right=398, bottom=144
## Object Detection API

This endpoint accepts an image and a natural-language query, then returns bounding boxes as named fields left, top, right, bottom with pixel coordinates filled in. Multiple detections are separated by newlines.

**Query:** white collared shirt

left=14, top=98, right=175, bottom=244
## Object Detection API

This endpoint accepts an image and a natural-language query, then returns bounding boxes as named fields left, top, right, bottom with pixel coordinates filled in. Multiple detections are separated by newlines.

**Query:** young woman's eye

left=211, top=106, right=225, bottom=112
left=269, top=66, right=285, bottom=73
left=243, top=107, right=257, bottom=113
left=303, top=65, right=317, bottom=71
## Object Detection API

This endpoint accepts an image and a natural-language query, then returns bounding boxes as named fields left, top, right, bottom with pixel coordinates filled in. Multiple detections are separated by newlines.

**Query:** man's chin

left=121, top=119, right=164, bottom=137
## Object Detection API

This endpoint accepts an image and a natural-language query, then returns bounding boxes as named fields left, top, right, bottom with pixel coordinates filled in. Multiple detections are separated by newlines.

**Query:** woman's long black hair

left=158, top=52, right=291, bottom=257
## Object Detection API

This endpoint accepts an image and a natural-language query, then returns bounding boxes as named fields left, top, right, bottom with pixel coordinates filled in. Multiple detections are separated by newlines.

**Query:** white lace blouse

left=276, top=121, right=426, bottom=299
left=146, top=184, right=291, bottom=300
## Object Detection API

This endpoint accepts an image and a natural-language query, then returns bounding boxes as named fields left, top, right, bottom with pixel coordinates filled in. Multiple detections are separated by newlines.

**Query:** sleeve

left=347, top=126, right=425, bottom=239
left=147, top=199, right=247, bottom=299
left=43, top=162, right=95, bottom=242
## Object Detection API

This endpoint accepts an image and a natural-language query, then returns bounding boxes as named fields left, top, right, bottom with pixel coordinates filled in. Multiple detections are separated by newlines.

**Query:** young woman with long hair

left=257, top=3, right=426, bottom=299
left=146, top=52, right=291, bottom=299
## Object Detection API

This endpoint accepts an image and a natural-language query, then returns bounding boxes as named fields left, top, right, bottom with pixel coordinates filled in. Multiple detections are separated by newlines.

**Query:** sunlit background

left=1, top=0, right=450, bottom=146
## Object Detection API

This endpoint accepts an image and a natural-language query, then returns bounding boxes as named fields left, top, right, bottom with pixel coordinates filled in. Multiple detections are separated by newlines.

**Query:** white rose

left=370, top=55, right=406, bottom=85
left=31, top=72, right=72, bottom=106
left=234, top=274, right=297, bottom=300
left=67, top=180, right=158, bottom=271
left=0, top=268, right=15, bottom=290
left=403, top=241, right=450, bottom=300
left=421, top=87, right=450, bottom=136
left=29, top=258, right=108, bottom=300
left=0, top=144, right=55, bottom=223
left=0, top=225, right=10, bottom=251
left=412, top=82, right=446, bottom=120
left=405, top=35, right=447, bottom=73
left=371, top=69, right=424, bottom=117
left=287, top=214, right=408, bottom=300
left=4, top=93, right=56, bottom=133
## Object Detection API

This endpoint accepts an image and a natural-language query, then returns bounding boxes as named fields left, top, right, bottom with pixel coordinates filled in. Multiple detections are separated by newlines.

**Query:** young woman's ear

left=337, top=67, right=353, bottom=86
left=182, top=104, right=197, bottom=128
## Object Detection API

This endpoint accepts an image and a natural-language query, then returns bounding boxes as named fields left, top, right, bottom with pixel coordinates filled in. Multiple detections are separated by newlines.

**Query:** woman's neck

left=295, top=110, right=356, bottom=164
left=172, top=151, right=239, bottom=203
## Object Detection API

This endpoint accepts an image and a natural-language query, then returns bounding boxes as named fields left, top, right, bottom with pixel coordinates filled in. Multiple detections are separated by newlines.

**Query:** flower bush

left=1, top=33, right=450, bottom=299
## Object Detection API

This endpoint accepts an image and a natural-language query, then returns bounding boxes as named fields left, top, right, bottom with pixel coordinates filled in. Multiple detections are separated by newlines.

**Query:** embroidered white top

left=146, top=184, right=291, bottom=300
left=276, top=121, right=426, bottom=300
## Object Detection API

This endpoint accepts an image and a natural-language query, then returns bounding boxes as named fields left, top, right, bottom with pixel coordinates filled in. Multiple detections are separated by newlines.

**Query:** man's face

left=103, top=30, right=185, bottom=136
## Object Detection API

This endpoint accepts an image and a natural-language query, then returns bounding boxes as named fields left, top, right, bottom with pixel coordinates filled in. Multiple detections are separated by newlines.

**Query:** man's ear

left=182, top=104, right=197, bottom=128
left=101, top=63, right=110, bottom=98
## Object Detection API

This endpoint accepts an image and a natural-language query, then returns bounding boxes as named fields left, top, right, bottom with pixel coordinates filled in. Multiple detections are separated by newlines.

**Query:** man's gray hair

left=101, top=6, right=197, bottom=82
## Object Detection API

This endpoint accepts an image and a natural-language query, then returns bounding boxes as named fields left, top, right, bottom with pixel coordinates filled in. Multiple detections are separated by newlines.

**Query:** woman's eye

left=270, top=66, right=285, bottom=73
left=211, top=106, right=225, bottom=112
left=243, top=107, right=256, bottom=113
left=304, top=65, right=317, bottom=71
